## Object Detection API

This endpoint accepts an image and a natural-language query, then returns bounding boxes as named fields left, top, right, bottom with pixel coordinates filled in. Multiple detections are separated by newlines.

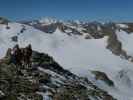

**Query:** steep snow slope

left=0, top=22, right=133, bottom=100
left=116, top=30, right=133, bottom=56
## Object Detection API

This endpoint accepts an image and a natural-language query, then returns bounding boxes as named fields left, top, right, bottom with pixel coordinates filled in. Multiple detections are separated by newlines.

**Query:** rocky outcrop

left=91, top=71, right=114, bottom=87
left=0, top=17, right=9, bottom=24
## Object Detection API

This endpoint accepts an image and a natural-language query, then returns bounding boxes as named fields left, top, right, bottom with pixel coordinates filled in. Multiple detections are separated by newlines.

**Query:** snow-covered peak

left=73, top=20, right=84, bottom=25
left=38, top=17, right=58, bottom=24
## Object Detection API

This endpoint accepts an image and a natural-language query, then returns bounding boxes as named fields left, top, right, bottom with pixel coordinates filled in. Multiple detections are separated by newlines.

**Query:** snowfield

left=1, top=22, right=133, bottom=100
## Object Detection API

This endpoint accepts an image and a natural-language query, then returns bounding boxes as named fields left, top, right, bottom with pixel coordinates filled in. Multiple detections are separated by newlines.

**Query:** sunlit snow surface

left=1, top=22, right=133, bottom=100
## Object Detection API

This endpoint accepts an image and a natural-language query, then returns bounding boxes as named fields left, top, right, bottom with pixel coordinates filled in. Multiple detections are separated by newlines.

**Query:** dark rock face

left=91, top=71, right=114, bottom=87
left=0, top=17, right=9, bottom=24
left=33, top=23, right=57, bottom=33
left=11, top=36, right=18, bottom=42
left=106, top=33, right=122, bottom=55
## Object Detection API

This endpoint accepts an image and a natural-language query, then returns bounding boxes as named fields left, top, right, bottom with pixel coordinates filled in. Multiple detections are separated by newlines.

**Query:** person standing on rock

left=11, top=44, right=22, bottom=66
left=24, top=44, right=32, bottom=68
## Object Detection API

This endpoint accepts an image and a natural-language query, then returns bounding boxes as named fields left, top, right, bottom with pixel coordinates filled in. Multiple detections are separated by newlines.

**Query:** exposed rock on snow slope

left=1, top=18, right=133, bottom=99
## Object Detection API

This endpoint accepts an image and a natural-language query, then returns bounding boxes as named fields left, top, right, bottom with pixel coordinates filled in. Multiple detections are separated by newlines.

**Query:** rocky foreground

left=0, top=49, right=116, bottom=100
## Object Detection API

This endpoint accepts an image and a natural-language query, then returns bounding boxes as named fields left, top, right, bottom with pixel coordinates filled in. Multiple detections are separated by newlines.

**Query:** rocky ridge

left=0, top=48, right=116, bottom=100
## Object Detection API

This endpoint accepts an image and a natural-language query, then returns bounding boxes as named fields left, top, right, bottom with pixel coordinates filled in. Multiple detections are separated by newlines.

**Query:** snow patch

left=116, top=24, right=129, bottom=28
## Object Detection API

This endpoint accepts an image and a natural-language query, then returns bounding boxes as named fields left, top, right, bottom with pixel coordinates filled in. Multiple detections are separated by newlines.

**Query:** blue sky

left=0, top=0, right=132, bottom=21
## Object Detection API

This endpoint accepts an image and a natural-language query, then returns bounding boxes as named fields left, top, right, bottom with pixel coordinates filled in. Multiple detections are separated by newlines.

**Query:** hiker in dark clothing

left=25, top=44, right=32, bottom=67
left=23, top=44, right=32, bottom=67
left=12, top=44, right=22, bottom=66
left=20, top=48, right=25, bottom=66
